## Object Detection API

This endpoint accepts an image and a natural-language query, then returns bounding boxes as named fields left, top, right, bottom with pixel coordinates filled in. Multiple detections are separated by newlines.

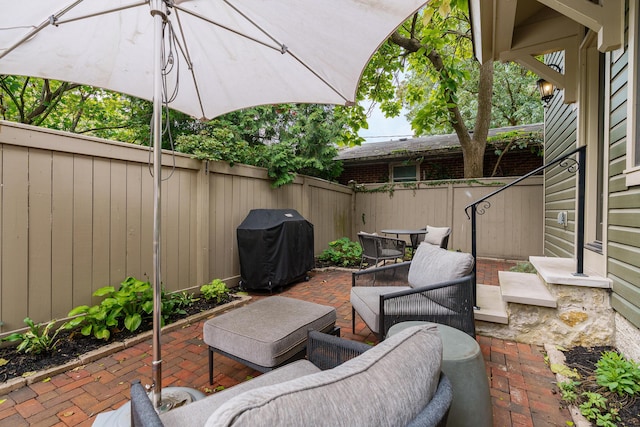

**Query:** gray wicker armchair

left=351, top=242, right=475, bottom=339
left=357, top=232, right=406, bottom=269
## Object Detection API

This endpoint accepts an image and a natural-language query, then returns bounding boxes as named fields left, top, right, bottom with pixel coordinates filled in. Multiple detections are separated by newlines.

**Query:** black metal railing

left=464, top=145, right=587, bottom=308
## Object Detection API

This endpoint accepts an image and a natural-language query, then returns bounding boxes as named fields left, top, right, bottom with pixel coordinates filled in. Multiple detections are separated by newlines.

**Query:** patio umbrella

left=0, top=0, right=427, bottom=410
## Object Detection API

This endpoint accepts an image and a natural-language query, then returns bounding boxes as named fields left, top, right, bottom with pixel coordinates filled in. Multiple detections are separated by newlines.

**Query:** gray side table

left=387, top=321, right=492, bottom=427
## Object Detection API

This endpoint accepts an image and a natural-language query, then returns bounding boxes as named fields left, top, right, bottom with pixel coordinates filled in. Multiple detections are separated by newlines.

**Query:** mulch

left=563, top=345, right=640, bottom=426
left=0, top=298, right=226, bottom=384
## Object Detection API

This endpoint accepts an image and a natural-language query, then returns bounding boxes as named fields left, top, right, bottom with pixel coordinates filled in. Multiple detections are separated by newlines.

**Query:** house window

left=627, top=0, right=640, bottom=185
left=391, top=164, right=418, bottom=182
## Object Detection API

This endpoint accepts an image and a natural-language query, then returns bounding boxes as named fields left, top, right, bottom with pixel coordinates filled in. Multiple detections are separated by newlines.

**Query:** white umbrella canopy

left=0, top=0, right=427, bottom=411
left=0, top=0, right=426, bottom=120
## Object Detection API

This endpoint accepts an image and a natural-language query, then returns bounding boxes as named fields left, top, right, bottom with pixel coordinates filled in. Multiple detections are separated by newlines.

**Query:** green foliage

left=558, top=380, right=580, bottom=403
left=579, top=392, right=620, bottom=427
left=509, top=262, right=537, bottom=274
left=317, top=237, right=362, bottom=268
left=176, top=104, right=344, bottom=187
left=2, top=317, right=63, bottom=355
left=65, top=277, right=196, bottom=340
left=200, top=279, right=231, bottom=304
left=163, top=291, right=199, bottom=319
left=595, top=351, right=640, bottom=396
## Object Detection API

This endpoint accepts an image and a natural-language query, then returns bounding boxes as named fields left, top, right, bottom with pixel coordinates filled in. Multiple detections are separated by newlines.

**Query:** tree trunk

left=460, top=60, right=493, bottom=178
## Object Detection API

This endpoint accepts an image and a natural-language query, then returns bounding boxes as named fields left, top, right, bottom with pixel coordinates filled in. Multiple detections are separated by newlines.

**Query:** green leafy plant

left=162, top=290, right=199, bottom=320
left=317, top=237, right=362, bottom=268
left=65, top=277, right=154, bottom=340
left=200, top=279, right=231, bottom=304
left=595, top=351, right=640, bottom=396
left=558, top=380, right=580, bottom=403
left=2, top=317, right=63, bottom=355
left=579, top=392, right=619, bottom=427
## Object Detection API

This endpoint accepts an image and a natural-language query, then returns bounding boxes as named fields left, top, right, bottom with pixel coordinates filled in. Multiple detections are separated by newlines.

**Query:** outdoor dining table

left=381, top=228, right=427, bottom=254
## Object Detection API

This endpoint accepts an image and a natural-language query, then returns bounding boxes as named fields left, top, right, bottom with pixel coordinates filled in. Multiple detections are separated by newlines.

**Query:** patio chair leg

left=209, top=346, right=214, bottom=385
left=351, top=307, right=356, bottom=333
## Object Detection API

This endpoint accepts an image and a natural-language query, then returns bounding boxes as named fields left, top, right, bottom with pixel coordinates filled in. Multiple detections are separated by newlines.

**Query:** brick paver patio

left=0, top=259, right=573, bottom=426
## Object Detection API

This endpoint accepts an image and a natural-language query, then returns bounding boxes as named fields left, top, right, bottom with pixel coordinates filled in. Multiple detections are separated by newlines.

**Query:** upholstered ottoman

left=204, top=296, right=337, bottom=384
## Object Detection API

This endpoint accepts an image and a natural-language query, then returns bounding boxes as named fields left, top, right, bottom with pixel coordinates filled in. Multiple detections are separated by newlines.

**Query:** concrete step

left=475, top=284, right=508, bottom=324
left=529, top=256, right=612, bottom=288
left=499, top=271, right=557, bottom=308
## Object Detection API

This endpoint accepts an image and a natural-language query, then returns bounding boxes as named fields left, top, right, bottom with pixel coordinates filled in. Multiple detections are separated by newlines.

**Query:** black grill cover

left=237, top=209, right=314, bottom=291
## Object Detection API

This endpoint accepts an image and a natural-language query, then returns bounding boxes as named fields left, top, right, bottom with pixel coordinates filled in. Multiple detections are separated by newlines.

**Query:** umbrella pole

left=151, top=0, right=166, bottom=409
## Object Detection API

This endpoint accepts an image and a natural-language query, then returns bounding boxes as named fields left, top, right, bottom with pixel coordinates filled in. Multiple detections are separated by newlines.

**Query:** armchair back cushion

left=407, top=243, right=474, bottom=289
left=423, top=226, right=451, bottom=247
left=205, top=324, right=443, bottom=427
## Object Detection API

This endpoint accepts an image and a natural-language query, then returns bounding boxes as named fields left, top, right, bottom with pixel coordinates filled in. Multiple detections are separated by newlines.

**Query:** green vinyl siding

left=606, top=2, right=640, bottom=329
left=544, top=50, right=579, bottom=259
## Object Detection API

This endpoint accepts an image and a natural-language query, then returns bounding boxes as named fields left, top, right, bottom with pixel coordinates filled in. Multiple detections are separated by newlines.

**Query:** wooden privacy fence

left=0, top=121, right=542, bottom=333
left=0, top=122, right=351, bottom=333
left=352, top=177, right=544, bottom=260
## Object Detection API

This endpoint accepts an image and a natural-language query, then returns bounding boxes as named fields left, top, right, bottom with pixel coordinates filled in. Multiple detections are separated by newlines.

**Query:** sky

left=357, top=103, right=414, bottom=144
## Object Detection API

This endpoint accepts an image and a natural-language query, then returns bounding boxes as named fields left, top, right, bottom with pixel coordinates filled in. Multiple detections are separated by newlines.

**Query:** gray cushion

left=350, top=286, right=456, bottom=334
left=350, top=286, right=411, bottom=333
left=423, top=226, right=450, bottom=246
left=206, top=324, right=443, bottom=427
left=160, top=360, right=320, bottom=427
left=407, top=243, right=474, bottom=289
left=203, top=297, right=336, bottom=367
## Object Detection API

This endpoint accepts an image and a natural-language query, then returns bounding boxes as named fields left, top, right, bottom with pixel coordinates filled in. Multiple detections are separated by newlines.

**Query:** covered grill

left=237, top=209, right=314, bottom=291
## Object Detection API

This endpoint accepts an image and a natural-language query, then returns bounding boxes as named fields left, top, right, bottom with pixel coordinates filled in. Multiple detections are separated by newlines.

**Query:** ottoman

left=204, top=296, right=337, bottom=384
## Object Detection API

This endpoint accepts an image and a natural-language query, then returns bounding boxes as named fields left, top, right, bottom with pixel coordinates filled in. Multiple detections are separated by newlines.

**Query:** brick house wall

left=337, top=148, right=542, bottom=185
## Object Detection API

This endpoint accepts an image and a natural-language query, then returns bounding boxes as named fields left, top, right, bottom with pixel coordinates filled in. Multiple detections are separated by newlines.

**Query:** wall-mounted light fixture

left=536, top=63, right=562, bottom=103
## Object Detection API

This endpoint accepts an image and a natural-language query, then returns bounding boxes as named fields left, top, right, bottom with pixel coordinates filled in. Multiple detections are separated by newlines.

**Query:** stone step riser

left=475, top=257, right=614, bottom=347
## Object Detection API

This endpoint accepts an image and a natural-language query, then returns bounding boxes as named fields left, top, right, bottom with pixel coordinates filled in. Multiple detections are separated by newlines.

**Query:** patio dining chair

left=357, top=232, right=406, bottom=269
left=421, top=225, right=451, bottom=249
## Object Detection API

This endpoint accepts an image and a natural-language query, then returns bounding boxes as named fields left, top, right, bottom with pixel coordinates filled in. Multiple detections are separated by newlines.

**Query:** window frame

left=390, top=162, right=419, bottom=183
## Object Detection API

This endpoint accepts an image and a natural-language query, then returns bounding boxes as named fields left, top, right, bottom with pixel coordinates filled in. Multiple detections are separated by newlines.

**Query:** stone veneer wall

left=614, top=314, right=640, bottom=362
left=476, top=284, right=615, bottom=347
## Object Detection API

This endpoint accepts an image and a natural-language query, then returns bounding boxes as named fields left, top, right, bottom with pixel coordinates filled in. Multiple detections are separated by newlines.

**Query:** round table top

left=387, top=321, right=480, bottom=361
left=381, top=229, right=426, bottom=235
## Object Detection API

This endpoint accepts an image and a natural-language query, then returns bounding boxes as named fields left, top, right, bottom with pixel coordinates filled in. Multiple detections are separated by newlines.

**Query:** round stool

left=387, top=321, right=492, bottom=427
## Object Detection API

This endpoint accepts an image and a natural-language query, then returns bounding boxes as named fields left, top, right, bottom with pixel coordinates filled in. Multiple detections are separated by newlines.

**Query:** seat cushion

left=206, top=324, right=443, bottom=427
left=407, top=243, right=474, bottom=289
left=203, top=296, right=336, bottom=367
left=350, top=286, right=411, bottom=333
left=160, top=360, right=320, bottom=427
left=423, top=226, right=450, bottom=246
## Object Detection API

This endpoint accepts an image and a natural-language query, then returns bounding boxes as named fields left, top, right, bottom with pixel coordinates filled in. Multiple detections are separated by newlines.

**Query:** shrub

left=200, top=279, right=231, bottom=304
left=317, top=237, right=362, bottom=267
left=595, top=351, right=640, bottom=396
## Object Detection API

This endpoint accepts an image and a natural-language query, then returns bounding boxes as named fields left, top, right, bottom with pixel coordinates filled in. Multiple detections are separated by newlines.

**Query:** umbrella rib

left=170, top=10, right=206, bottom=118
left=0, top=0, right=86, bottom=60
left=223, top=0, right=352, bottom=104
left=54, top=1, right=149, bottom=26
left=174, top=2, right=352, bottom=105
left=171, top=4, right=283, bottom=53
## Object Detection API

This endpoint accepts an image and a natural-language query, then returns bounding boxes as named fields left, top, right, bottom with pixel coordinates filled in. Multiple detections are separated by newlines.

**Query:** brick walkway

left=0, top=259, right=572, bottom=426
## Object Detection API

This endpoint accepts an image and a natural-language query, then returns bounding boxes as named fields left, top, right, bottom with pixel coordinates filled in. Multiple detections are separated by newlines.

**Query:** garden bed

left=560, top=346, right=640, bottom=426
left=0, top=294, right=250, bottom=394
